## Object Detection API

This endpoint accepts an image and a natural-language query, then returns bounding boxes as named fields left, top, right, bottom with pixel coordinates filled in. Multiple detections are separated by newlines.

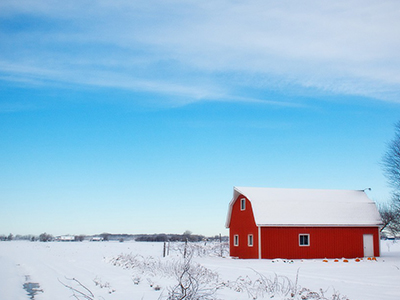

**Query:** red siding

left=228, top=195, right=259, bottom=258
left=260, top=226, right=380, bottom=259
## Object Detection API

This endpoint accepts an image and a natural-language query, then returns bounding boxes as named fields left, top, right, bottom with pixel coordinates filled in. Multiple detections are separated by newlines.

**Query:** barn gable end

left=227, top=195, right=259, bottom=259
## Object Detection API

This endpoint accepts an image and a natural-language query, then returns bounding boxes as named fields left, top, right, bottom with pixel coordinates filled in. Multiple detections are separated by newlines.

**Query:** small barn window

left=234, top=234, right=239, bottom=246
left=240, top=198, right=246, bottom=210
left=248, top=234, right=253, bottom=247
left=299, top=234, right=310, bottom=246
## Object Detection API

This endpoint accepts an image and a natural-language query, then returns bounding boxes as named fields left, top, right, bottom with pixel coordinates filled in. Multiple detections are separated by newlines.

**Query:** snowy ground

left=0, top=240, right=399, bottom=300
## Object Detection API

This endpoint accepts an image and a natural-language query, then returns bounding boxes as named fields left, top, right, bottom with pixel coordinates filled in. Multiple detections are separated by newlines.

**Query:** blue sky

left=1, top=0, right=400, bottom=236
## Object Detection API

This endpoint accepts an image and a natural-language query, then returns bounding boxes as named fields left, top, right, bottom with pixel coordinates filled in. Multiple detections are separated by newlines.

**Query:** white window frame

left=299, top=234, right=310, bottom=247
left=234, top=234, right=239, bottom=246
left=248, top=234, right=253, bottom=247
left=240, top=198, right=246, bottom=211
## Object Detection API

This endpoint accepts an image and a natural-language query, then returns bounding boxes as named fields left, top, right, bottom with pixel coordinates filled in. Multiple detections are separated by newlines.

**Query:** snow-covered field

left=0, top=240, right=399, bottom=300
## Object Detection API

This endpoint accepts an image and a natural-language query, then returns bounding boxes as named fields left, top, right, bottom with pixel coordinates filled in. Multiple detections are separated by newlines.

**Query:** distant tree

left=183, top=230, right=192, bottom=236
left=100, top=233, right=110, bottom=241
left=74, top=235, right=85, bottom=242
left=136, top=234, right=168, bottom=242
left=39, top=232, right=53, bottom=242
left=155, top=234, right=168, bottom=242
left=381, top=121, right=400, bottom=235
left=7, top=233, right=13, bottom=241
left=182, top=231, right=205, bottom=242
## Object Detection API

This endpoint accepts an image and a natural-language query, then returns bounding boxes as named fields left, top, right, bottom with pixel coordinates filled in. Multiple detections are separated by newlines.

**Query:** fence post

left=220, top=233, right=223, bottom=257
left=183, top=239, right=188, bottom=258
left=163, top=241, right=166, bottom=257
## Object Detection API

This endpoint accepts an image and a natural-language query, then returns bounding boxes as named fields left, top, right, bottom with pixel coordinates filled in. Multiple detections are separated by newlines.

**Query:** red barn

left=226, top=187, right=382, bottom=259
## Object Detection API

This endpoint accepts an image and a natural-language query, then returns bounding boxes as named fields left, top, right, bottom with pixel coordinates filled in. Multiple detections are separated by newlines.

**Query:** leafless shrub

left=166, top=253, right=221, bottom=300
left=93, top=276, right=115, bottom=294
left=108, top=254, right=176, bottom=279
left=108, top=252, right=221, bottom=299
left=133, top=276, right=141, bottom=285
left=171, top=241, right=229, bottom=258
left=224, top=270, right=349, bottom=300
left=107, top=246, right=347, bottom=300
left=59, top=277, right=96, bottom=300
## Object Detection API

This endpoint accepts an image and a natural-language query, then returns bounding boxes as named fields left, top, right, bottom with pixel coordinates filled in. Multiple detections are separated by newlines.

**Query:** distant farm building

left=226, top=187, right=382, bottom=259
left=55, top=235, right=75, bottom=242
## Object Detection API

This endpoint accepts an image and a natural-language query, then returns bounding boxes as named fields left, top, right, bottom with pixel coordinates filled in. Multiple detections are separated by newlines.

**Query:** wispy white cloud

left=1, top=0, right=400, bottom=104
left=0, top=61, right=227, bottom=104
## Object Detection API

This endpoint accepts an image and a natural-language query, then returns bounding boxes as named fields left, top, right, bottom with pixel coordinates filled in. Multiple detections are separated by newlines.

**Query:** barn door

left=363, top=234, right=374, bottom=257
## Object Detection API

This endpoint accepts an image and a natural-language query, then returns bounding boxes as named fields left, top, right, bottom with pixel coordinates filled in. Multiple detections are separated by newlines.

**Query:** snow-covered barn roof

left=226, top=187, right=382, bottom=227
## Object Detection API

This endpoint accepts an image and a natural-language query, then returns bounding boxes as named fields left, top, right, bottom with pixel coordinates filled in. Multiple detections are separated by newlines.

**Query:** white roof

left=226, top=187, right=382, bottom=227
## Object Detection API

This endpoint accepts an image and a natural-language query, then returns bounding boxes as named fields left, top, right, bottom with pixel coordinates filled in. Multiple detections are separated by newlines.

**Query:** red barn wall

left=228, top=195, right=259, bottom=259
left=260, top=226, right=380, bottom=259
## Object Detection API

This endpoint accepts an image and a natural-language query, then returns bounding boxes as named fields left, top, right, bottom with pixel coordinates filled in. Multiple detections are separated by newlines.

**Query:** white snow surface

left=1, top=240, right=400, bottom=300
left=227, top=187, right=382, bottom=227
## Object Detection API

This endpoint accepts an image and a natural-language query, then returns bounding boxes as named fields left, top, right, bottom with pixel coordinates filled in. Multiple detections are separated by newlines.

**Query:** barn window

left=248, top=234, right=253, bottom=247
left=234, top=234, right=239, bottom=246
left=299, top=234, right=310, bottom=246
left=240, top=198, right=246, bottom=210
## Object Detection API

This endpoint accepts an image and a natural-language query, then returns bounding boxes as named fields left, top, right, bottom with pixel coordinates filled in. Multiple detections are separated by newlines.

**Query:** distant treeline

left=136, top=233, right=205, bottom=242
left=0, top=232, right=228, bottom=242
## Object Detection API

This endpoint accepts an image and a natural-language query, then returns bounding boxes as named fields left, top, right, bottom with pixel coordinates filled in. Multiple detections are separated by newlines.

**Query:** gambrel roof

left=226, top=187, right=382, bottom=227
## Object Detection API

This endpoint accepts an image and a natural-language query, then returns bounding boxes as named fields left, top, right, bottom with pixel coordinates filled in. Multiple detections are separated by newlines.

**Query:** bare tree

left=381, top=121, right=400, bottom=236
left=383, top=121, right=400, bottom=192
left=379, top=202, right=400, bottom=236
left=39, top=232, right=53, bottom=242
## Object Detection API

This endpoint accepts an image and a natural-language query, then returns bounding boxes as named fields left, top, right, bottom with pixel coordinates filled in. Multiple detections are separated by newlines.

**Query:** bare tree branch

left=58, top=277, right=95, bottom=300
left=381, top=121, right=400, bottom=236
